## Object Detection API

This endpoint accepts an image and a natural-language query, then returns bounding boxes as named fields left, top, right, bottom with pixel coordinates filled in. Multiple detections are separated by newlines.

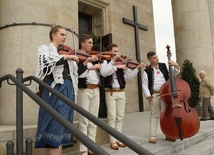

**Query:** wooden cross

left=123, top=5, right=148, bottom=112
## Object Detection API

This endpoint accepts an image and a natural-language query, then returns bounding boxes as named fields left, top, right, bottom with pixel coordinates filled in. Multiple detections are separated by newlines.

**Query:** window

left=78, top=0, right=111, bottom=50
left=78, top=12, right=92, bottom=35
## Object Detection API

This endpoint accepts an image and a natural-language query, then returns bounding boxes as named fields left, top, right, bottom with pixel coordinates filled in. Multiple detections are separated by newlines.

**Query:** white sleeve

left=124, top=68, right=139, bottom=80
left=100, top=60, right=117, bottom=77
left=142, top=71, right=151, bottom=97
left=165, top=62, right=180, bottom=75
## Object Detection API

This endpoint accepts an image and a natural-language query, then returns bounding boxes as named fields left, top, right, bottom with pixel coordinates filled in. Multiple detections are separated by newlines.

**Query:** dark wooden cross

left=123, top=5, right=148, bottom=112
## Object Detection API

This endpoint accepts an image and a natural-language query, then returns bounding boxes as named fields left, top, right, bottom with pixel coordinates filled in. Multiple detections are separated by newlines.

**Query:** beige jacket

left=199, top=77, right=214, bottom=98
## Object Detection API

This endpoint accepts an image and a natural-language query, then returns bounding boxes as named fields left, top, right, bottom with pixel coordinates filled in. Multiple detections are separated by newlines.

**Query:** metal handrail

left=0, top=72, right=108, bottom=155
left=0, top=68, right=153, bottom=155
left=23, top=76, right=153, bottom=155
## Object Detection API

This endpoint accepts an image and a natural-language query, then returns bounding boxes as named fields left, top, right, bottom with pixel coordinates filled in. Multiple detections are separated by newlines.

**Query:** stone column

left=208, top=0, right=214, bottom=62
left=172, top=0, right=214, bottom=78
left=0, top=0, right=78, bottom=124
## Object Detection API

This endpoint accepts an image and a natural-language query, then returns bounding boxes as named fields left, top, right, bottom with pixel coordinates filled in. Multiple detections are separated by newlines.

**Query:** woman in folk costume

left=35, top=25, right=79, bottom=155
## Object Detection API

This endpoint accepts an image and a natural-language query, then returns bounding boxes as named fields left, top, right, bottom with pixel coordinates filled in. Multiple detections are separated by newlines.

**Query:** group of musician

left=34, top=24, right=213, bottom=155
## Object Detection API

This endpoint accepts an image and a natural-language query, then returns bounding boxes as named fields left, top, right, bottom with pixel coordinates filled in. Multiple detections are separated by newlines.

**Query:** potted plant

left=180, top=59, right=201, bottom=116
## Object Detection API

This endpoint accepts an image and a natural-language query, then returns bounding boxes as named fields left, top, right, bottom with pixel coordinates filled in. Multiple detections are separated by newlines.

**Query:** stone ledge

left=0, top=118, right=109, bottom=155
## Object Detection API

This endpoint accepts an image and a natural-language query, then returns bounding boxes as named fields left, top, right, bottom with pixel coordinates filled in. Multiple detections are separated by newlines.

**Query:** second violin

left=86, top=50, right=115, bottom=62
left=58, top=45, right=91, bottom=61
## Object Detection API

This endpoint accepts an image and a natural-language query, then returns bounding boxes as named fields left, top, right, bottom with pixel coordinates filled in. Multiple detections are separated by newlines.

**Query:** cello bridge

left=172, top=103, right=182, bottom=108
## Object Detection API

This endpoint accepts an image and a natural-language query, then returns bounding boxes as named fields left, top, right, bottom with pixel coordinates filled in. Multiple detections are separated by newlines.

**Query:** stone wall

left=109, top=0, right=155, bottom=112
left=172, top=0, right=214, bottom=79
left=0, top=0, right=79, bottom=124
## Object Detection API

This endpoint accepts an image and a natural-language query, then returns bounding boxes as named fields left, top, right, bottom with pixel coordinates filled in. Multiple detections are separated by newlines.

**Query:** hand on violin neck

left=88, top=64, right=101, bottom=71
left=136, top=63, right=146, bottom=70
left=64, top=55, right=79, bottom=63
left=82, top=57, right=93, bottom=65
left=86, top=56, right=97, bottom=63
left=90, top=55, right=99, bottom=62
left=116, top=64, right=127, bottom=70
left=112, top=55, right=121, bottom=62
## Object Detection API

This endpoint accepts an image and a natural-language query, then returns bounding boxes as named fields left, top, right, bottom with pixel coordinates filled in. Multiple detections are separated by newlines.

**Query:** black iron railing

left=0, top=68, right=153, bottom=155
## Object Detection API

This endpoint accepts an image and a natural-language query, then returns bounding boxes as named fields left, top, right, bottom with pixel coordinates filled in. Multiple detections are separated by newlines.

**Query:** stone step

left=173, top=132, right=214, bottom=155
left=91, top=112, right=214, bottom=155
left=62, top=131, right=214, bottom=155
left=1, top=112, right=214, bottom=155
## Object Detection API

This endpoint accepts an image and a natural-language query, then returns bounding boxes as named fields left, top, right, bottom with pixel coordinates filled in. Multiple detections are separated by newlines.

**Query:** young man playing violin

left=77, top=34, right=101, bottom=155
left=100, top=43, right=145, bottom=150
left=142, top=51, right=180, bottom=144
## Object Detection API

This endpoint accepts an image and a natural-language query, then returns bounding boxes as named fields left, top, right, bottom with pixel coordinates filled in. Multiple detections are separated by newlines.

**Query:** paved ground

left=64, top=111, right=214, bottom=155
left=100, top=111, right=214, bottom=155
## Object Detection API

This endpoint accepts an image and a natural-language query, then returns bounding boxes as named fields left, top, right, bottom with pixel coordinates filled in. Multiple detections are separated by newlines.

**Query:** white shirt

left=142, top=63, right=180, bottom=97
left=100, top=60, right=139, bottom=89
left=78, top=62, right=100, bottom=85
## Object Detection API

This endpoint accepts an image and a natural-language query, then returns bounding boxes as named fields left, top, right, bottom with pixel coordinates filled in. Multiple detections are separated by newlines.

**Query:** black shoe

left=209, top=117, right=214, bottom=120
left=200, top=118, right=207, bottom=121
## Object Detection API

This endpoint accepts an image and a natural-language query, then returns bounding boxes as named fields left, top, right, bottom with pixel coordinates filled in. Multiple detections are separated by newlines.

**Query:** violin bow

left=152, top=90, right=181, bottom=98
left=71, top=28, right=76, bottom=54
left=127, top=43, right=135, bottom=60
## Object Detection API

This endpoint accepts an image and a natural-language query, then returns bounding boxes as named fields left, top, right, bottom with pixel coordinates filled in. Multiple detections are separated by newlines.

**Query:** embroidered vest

left=104, top=69, right=126, bottom=89
left=145, top=63, right=169, bottom=95
left=77, top=61, right=99, bottom=88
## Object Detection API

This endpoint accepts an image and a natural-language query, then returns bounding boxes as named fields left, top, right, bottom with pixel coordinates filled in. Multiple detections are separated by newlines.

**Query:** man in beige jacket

left=199, top=71, right=214, bottom=121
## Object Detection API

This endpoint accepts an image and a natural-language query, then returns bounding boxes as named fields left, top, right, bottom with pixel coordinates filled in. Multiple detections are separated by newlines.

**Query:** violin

left=114, top=55, right=127, bottom=66
left=58, top=45, right=75, bottom=55
left=86, top=50, right=142, bottom=69
left=100, top=51, right=114, bottom=61
left=58, top=45, right=90, bottom=61
left=115, top=55, right=142, bottom=69
left=127, top=59, right=140, bottom=69
left=159, top=45, right=200, bottom=140
left=86, top=50, right=115, bottom=61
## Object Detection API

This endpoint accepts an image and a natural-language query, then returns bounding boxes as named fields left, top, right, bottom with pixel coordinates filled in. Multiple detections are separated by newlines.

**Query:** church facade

left=172, top=0, right=214, bottom=78
left=0, top=0, right=155, bottom=125
left=1, top=0, right=213, bottom=126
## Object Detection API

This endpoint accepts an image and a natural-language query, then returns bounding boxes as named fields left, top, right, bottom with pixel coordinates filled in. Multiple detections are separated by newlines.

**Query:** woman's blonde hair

left=49, top=24, right=65, bottom=41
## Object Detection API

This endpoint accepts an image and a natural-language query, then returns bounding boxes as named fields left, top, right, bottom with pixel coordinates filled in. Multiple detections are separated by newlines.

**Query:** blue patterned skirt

left=35, top=79, right=75, bottom=148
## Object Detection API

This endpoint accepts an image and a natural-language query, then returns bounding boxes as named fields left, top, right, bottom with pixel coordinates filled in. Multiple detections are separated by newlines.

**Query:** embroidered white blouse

left=35, top=43, right=78, bottom=100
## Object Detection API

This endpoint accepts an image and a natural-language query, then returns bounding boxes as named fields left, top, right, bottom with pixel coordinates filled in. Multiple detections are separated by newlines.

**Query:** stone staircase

left=172, top=131, right=214, bottom=155
left=94, top=112, right=214, bottom=155
left=1, top=112, right=214, bottom=155
left=0, top=119, right=108, bottom=155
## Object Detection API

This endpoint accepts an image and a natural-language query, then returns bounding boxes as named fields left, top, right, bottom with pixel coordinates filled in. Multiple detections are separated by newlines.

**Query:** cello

left=159, top=45, right=200, bottom=141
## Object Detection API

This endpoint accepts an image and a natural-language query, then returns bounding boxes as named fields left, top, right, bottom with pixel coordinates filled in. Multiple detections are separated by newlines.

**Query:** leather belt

left=87, top=84, right=99, bottom=89
left=153, top=91, right=160, bottom=94
left=105, top=89, right=124, bottom=92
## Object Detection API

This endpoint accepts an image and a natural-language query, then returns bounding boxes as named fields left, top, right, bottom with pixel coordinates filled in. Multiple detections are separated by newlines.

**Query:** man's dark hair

left=147, top=51, right=156, bottom=60
left=79, top=34, right=93, bottom=47
left=107, top=43, right=118, bottom=51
